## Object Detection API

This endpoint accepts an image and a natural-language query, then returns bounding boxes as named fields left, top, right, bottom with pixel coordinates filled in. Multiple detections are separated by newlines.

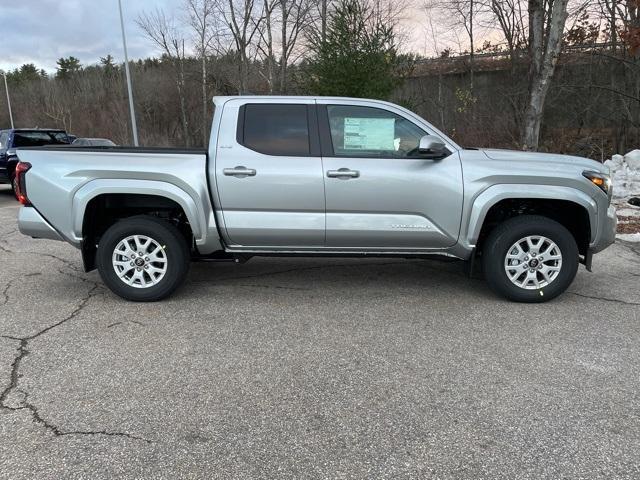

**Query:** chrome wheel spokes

left=112, top=235, right=167, bottom=289
left=503, top=235, right=563, bottom=290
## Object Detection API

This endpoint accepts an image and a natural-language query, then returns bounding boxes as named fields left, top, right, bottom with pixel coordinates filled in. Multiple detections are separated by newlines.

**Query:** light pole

left=118, top=0, right=139, bottom=146
left=2, top=72, right=14, bottom=129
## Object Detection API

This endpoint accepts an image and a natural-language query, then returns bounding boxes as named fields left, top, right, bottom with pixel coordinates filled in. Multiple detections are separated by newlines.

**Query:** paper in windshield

left=343, top=117, right=395, bottom=151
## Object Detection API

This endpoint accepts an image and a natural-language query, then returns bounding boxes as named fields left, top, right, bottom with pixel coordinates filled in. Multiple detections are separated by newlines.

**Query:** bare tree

left=320, top=0, right=330, bottom=42
left=256, top=0, right=313, bottom=93
left=521, top=0, right=571, bottom=150
left=490, top=0, right=527, bottom=63
left=425, top=0, right=485, bottom=90
left=256, top=0, right=278, bottom=92
left=185, top=0, right=221, bottom=145
left=42, top=81, right=73, bottom=132
left=308, top=0, right=334, bottom=45
left=221, top=0, right=265, bottom=93
left=602, top=0, right=640, bottom=152
left=137, top=9, right=191, bottom=146
left=277, top=0, right=314, bottom=92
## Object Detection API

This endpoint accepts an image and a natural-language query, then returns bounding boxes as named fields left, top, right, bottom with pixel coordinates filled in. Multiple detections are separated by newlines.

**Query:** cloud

left=0, top=0, right=452, bottom=73
left=0, top=0, right=176, bottom=72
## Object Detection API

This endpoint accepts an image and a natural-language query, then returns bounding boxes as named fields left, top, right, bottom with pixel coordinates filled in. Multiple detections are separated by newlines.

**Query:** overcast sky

left=0, top=0, right=445, bottom=73
left=0, top=0, right=177, bottom=72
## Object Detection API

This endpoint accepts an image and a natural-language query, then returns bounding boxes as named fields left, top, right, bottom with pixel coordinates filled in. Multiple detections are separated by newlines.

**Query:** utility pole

left=2, top=72, right=14, bottom=129
left=118, top=0, right=139, bottom=146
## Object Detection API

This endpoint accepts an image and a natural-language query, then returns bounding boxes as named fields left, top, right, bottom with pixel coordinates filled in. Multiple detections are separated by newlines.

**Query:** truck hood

left=480, top=148, right=607, bottom=174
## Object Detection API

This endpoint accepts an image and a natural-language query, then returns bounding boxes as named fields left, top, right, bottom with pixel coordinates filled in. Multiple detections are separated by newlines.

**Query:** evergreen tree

left=7, top=64, right=45, bottom=84
left=305, top=0, right=409, bottom=99
left=17, top=64, right=43, bottom=82
left=56, top=56, right=82, bottom=79
left=100, top=54, right=118, bottom=76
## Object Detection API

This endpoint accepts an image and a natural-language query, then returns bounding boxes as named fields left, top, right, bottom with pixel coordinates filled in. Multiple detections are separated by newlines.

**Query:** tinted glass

left=12, top=131, right=70, bottom=147
left=327, top=105, right=427, bottom=158
left=242, top=104, right=310, bottom=156
left=88, top=139, right=116, bottom=146
left=53, top=132, right=70, bottom=143
left=0, top=132, right=7, bottom=149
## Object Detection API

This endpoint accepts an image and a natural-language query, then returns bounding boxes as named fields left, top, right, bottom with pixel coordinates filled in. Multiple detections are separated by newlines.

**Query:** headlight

left=582, top=170, right=611, bottom=195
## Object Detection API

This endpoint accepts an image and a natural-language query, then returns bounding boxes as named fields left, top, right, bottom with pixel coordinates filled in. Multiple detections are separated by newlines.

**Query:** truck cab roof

left=1, top=128, right=67, bottom=133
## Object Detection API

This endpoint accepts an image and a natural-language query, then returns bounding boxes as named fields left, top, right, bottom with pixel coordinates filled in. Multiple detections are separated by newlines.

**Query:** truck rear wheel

left=482, top=215, right=579, bottom=303
left=96, top=216, right=190, bottom=302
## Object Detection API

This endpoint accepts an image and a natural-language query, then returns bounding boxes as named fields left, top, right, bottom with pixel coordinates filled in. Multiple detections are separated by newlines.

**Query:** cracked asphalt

left=1, top=185, right=639, bottom=479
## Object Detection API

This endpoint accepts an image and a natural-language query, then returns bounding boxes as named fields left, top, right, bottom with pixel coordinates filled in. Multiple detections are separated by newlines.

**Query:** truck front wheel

left=96, top=216, right=190, bottom=302
left=482, top=215, right=579, bottom=303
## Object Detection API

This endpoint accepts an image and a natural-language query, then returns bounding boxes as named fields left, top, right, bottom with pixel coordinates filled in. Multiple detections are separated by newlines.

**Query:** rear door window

left=239, top=104, right=310, bottom=156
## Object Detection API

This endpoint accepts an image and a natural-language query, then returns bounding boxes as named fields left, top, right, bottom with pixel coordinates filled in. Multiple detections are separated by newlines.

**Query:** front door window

left=327, top=105, right=427, bottom=158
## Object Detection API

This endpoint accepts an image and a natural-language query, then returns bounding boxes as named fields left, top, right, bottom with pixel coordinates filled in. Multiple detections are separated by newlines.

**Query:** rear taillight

left=14, top=162, right=32, bottom=206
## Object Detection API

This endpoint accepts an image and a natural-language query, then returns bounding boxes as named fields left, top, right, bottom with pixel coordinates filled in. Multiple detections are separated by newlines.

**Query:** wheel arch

left=73, top=179, right=222, bottom=270
left=465, top=185, right=596, bottom=256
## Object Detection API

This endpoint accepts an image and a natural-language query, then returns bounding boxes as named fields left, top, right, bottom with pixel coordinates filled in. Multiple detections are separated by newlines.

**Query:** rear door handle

left=223, top=166, right=257, bottom=177
left=327, top=168, right=360, bottom=179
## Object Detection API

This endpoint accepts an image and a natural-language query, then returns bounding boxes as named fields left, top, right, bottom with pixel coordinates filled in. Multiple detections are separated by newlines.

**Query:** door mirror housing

left=418, top=135, right=447, bottom=158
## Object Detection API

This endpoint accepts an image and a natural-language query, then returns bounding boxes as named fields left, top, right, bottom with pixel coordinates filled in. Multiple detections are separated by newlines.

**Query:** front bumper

left=590, top=205, right=617, bottom=254
left=18, top=207, right=64, bottom=241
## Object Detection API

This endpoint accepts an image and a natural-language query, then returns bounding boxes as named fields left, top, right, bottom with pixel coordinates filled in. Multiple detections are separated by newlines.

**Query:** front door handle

left=327, top=168, right=360, bottom=179
left=223, top=166, right=257, bottom=178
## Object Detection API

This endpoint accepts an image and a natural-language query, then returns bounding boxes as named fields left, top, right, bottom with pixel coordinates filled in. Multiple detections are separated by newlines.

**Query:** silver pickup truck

left=14, top=96, right=616, bottom=302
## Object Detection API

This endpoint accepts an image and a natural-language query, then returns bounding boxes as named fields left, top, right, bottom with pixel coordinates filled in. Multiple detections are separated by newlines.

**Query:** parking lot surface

left=1, top=185, right=639, bottom=479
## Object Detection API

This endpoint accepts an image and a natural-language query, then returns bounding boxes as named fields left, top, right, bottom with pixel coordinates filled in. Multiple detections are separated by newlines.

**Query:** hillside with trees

left=0, top=0, right=638, bottom=158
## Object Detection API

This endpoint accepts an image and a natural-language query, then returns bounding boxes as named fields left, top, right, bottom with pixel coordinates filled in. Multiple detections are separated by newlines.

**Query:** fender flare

left=72, top=179, right=222, bottom=253
left=463, top=184, right=597, bottom=249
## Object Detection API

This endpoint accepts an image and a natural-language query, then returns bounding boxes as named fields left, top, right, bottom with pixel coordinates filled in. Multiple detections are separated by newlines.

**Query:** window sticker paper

left=343, top=117, right=395, bottom=151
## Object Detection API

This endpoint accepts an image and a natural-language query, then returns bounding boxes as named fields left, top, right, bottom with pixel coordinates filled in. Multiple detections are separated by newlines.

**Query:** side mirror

left=418, top=135, right=447, bottom=158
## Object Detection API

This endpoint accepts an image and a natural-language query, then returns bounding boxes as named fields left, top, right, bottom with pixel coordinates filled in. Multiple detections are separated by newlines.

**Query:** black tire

left=482, top=215, right=579, bottom=303
left=96, top=216, right=190, bottom=302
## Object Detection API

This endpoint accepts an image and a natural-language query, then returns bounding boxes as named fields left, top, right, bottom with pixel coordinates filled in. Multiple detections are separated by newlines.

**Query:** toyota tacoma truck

left=14, top=96, right=616, bottom=302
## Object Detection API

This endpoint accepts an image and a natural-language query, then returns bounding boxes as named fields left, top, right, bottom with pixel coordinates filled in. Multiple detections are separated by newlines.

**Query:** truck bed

left=16, top=145, right=219, bottom=254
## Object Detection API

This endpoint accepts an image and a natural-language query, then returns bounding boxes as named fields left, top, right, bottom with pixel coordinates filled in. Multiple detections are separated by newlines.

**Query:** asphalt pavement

left=1, top=185, right=639, bottom=479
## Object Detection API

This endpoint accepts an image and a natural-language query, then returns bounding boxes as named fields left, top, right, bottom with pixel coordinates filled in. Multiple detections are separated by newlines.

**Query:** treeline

left=0, top=0, right=638, bottom=156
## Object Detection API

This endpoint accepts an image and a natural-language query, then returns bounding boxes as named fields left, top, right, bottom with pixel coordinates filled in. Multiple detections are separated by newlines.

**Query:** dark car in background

left=72, top=137, right=116, bottom=147
left=0, top=128, right=71, bottom=197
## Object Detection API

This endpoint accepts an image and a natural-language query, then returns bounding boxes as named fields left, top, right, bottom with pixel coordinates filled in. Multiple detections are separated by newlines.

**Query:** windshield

left=12, top=131, right=70, bottom=147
